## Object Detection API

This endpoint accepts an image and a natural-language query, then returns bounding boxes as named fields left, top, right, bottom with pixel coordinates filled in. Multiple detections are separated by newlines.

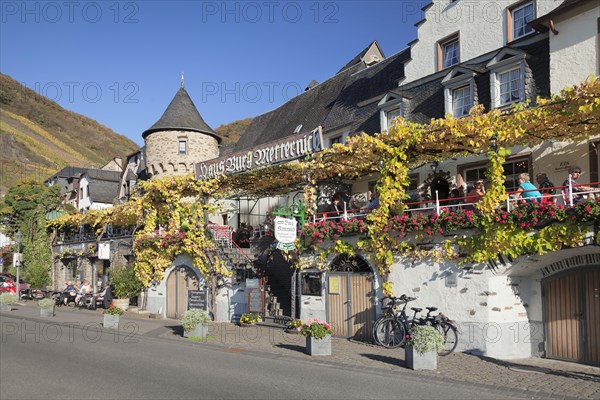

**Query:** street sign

left=12, top=253, right=22, bottom=268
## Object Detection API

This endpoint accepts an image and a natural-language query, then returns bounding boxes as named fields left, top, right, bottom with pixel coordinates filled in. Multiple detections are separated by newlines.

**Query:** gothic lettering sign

left=274, top=217, right=297, bottom=244
left=196, top=127, right=324, bottom=180
left=188, top=289, right=207, bottom=310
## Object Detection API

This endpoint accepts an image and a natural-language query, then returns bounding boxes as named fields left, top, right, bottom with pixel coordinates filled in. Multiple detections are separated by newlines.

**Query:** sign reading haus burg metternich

left=196, top=127, right=323, bottom=179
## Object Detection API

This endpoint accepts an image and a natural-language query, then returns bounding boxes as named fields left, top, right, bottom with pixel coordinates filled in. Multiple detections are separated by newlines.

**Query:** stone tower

left=142, top=82, right=221, bottom=179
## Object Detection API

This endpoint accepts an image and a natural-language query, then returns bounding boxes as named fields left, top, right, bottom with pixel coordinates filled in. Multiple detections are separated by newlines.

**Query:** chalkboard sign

left=188, top=289, right=207, bottom=310
left=247, top=288, right=263, bottom=313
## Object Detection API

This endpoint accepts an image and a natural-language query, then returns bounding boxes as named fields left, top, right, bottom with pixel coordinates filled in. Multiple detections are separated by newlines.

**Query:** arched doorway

left=166, top=265, right=205, bottom=319
left=326, top=254, right=375, bottom=340
left=543, top=264, right=600, bottom=365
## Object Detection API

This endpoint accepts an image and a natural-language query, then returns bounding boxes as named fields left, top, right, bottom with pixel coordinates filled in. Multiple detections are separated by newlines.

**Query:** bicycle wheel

left=436, top=322, right=458, bottom=356
left=374, top=317, right=406, bottom=348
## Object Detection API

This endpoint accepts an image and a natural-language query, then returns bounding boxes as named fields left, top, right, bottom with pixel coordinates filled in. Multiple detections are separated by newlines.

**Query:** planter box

left=0, top=303, right=13, bottom=311
left=183, top=323, right=208, bottom=339
left=112, top=298, right=129, bottom=311
left=405, top=346, right=437, bottom=370
left=103, top=314, right=120, bottom=330
left=306, top=335, right=332, bottom=356
left=40, top=307, right=54, bottom=317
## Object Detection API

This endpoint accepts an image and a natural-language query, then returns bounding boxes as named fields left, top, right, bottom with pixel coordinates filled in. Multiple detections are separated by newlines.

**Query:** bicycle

left=372, top=295, right=419, bottom=348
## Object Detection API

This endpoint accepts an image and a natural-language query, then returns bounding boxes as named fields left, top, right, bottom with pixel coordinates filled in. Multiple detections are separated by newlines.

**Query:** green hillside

left=0, top=73, right=139, bottom=196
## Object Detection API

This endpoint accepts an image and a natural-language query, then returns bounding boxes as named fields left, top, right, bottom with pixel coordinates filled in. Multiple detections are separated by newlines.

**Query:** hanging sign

left=98, top=243, right=111, bottom=260
left=274, top=217, right=297, bottom=251
left=12, top=253, right=22, bottom=268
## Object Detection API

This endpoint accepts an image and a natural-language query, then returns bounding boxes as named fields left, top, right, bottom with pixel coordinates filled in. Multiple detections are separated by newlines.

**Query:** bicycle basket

left=381, top=297, right=395, bottom=310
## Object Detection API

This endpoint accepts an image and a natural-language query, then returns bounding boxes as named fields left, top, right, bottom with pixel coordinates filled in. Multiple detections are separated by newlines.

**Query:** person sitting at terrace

left=75, top=280, right=92, bottom=305
left=562, top=166, right=595, bottom=205
left=515, top=173, right=542, bottom=203
left=536, top=172, right=556, bottom=204
left=327, top=194, right=345, bottom=221
left=465, top=181, right=485, bottom=205
left=366, top=190, right=380, bottom=210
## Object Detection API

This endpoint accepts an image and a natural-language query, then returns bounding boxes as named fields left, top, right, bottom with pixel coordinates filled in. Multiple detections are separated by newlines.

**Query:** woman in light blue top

left=515, top=173, right=542, bottom=203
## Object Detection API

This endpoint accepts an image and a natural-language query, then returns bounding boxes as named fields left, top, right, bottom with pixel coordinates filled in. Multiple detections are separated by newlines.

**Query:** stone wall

left=145, top=130, right=219, bottom=179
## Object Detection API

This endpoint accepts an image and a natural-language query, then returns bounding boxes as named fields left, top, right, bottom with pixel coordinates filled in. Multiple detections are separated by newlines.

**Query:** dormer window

left=487, top=48, right=528, bottom=109
left=178, top=139, right=187, bottom=155
left=442, top=67, right=476, bottom=118
left=386, top=107, right=402, bottom=128
left=507, top=1, right=535, bottom=42
left=452, top=86, right=472, bottom=117
left=437, top=32, right=460, bottom=71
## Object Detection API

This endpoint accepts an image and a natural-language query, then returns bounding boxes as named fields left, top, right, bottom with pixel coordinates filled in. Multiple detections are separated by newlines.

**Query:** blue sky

left=1, top=1, right=422, bottom=146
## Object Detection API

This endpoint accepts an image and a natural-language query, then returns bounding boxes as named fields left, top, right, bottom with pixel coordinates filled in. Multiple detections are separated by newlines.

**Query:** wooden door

left=166, top=266, right=199, bottom=319
left=584, top=269, right=600, bottom=364
left=544, top=268, right=600, bottom=365
left=327, top=273, right=374, bottom=339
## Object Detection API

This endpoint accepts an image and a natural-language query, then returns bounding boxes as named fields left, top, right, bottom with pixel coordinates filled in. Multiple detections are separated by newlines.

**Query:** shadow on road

left=360, top=353, right=405, bottom=367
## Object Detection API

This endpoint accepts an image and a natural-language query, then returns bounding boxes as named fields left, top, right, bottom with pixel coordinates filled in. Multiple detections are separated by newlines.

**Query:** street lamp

left=14, top=230, right=22, bottom=300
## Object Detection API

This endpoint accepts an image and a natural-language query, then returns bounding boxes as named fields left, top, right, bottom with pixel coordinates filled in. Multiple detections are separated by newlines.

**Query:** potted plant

left=103, top=304, right=124, bottom=330
left=404, top=325, right=445, bottom=370
left=0, top=293, right=17, bottom=311
left=109, top=265, right=143, bottom=311
left=181, top=309, right=211, bottom=338
left=239, top=312, right=261, bottom=326
left=300, top=319, right=332, bottom=356
left=286, top=319, right=303, bottom=334
left=39, top=298, right=55, bottom=317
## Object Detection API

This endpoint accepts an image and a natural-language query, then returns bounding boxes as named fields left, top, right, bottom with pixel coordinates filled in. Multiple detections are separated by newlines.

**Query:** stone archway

left=166, top=265, right=206, bottom=319
left=542, top=254, right=600, bottom=366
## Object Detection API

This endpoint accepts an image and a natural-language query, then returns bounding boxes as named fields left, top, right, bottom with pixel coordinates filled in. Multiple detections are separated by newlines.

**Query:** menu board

left=248, top=288, right=263, bottom=313
left=188, top=289, right=207, bottom=310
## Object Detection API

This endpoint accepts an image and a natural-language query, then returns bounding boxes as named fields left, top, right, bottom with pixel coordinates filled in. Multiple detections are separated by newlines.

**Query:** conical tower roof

left=142, top=86, right=221, bottom=142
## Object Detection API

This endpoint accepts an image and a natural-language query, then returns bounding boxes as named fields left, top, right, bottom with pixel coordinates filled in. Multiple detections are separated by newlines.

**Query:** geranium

left=300, top=318, right=332, bottom=340
left=103, top=304, right=124, bottom=316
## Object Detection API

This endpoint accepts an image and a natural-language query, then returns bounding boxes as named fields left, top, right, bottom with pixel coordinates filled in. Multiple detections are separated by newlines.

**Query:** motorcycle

left=20, top=288, right=49, bottom=301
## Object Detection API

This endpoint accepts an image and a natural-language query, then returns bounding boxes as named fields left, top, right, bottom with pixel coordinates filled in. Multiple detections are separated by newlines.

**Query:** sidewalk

left=2, top=303, right=598, bottom=399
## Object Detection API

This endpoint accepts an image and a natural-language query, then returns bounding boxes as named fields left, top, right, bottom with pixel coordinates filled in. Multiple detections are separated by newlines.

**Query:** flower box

left=405, top=346, right=437, bottom=370
left=183, top=323, right=208, bottom=339
left=40, top=306, right=54, bottom=317
left=103, top=314, right=120, bottom=330
left=306, top=335, right=332, bottom=356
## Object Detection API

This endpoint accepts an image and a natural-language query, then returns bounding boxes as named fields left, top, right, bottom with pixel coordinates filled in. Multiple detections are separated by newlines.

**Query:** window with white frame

left=510, top=1, right=535, bottom=41
left=452, top=86, right=472, bottom=117
left=498, top=67, right=523, bottom=107
left=178, top=139, right=187, bottom=155
left=442, top=39, right=460, bottom=69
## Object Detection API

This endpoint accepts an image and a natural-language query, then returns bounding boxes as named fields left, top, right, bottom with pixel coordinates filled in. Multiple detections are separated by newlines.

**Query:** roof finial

left=181, top=71, right=184, bottom=88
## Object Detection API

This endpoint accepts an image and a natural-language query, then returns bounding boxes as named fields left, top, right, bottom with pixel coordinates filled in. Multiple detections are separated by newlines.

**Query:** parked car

left=0, top=275, right=16, bottom=295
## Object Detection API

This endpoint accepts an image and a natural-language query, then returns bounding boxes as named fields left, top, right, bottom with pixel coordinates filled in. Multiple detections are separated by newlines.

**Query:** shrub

left=103, top=305, right=124, bottom=316
left=0, top=293, right=17, bottom=305
left=110, top=265, right=143, bottom=299
left=38, top=298, right=54, bottom=309
left=182, top=309, right=211, bottom=332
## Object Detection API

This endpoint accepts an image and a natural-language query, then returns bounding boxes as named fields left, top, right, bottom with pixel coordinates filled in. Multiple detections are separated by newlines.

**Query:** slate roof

left=142, top=86, right=220, bottom=142
left=233, top=47, right=411, bottom=153
left=325, top=49, right=411, bottom=135
left=397, top=34, right=550, bottom=124
left=82, top=170, right=121, bottom=204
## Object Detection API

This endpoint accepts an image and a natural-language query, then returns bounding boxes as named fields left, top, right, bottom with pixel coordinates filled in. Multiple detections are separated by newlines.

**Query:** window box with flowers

left=103, top=305, right=124, bottom=330
left=404, top=325, right=445, bottom=370
left=300, top=319, right=332, bottom=356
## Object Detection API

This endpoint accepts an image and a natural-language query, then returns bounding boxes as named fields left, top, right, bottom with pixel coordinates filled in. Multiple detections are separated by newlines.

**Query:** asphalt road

left=0, top=315, right=528, bottom=399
